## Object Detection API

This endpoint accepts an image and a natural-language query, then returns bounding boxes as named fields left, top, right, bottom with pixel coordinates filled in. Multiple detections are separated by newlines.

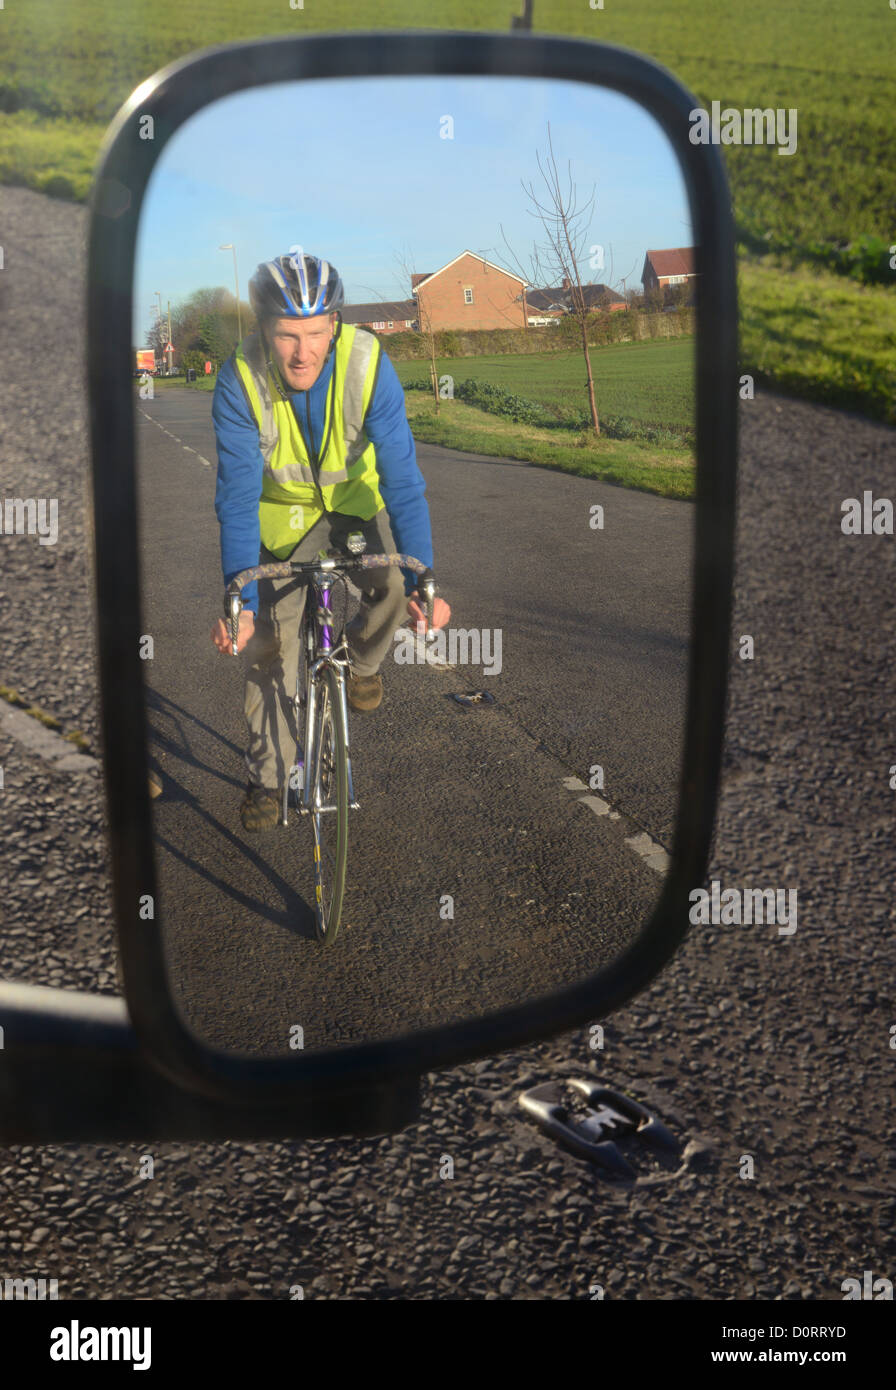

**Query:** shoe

left=240, top=781, right=281, bottom=831
left=346, top=673, right=383, bottom=711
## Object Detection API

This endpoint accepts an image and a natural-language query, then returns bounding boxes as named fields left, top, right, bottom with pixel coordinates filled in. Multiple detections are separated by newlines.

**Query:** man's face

left=265, top=314, right=335, bottom=391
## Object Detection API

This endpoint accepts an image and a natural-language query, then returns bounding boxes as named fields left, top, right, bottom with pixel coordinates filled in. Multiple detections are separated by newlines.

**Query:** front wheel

left=309, top=666, right=349, bottom=944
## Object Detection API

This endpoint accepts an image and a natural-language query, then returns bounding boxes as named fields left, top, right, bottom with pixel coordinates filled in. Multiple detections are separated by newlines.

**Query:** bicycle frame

left=226, top=549, right=434, bottom=839
left=286, top=564, right=358, bottom=826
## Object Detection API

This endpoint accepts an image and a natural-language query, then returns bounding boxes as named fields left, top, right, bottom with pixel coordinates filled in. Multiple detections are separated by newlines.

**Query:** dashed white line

left=137, top=407, right=211, bottom=465
left=624, top=832, right=672, bottom=873
left=562, top=775, right=669, bottom=873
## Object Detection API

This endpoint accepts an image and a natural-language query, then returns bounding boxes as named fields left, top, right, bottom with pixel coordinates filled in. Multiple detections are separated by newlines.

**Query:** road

left=0, top=184, right=894, bottom=1300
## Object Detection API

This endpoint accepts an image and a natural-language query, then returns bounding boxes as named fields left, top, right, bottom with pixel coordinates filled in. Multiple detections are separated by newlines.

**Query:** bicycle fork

left=294, top=659, right=359, bottom=817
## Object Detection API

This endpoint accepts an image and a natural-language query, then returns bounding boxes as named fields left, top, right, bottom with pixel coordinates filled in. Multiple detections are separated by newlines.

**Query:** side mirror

left=1, top=29, right=737, bottom=1141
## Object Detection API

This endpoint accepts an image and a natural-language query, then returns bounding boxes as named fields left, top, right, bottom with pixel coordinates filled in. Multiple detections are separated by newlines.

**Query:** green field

left=3, top=0, right=893, bottom=424
left=394, top=338, right=696, bottom=433
left=2, top=0, right=892, bottom=258
left=399, top=337, right=696, bottom=499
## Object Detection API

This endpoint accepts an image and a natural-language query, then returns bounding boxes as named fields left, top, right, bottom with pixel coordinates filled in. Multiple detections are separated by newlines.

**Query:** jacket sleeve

left=211, top=358, right=264, bottom=616
left=363, top=345, right=435, bottom=597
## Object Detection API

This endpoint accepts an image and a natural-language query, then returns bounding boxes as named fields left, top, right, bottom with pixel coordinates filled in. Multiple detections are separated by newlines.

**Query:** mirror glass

left=132, top=74, right=697, bottom=1056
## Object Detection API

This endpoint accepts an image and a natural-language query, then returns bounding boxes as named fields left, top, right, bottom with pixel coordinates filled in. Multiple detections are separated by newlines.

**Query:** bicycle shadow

left=144, top=690, right=319, bottom=941
left=152, top=817, right=319, bottom=944
left=145, top=686, right=245, bottom=796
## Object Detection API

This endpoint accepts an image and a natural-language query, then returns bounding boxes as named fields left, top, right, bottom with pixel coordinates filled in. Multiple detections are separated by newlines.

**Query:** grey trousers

left=243, top=508, right=408, bottom=789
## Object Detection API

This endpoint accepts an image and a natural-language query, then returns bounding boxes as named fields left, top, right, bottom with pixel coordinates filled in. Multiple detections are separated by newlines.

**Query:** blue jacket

left=212, top=336, right=433, bottom=615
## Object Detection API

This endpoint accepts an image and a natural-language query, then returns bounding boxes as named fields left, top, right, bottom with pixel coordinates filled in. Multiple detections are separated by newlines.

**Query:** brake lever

left=418, top=570, right=436, bottom=639
left=228, top=593, right=242, bottom=655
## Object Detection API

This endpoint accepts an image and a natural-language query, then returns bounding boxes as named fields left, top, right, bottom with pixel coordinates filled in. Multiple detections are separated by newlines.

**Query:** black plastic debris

left=519, top=1079, right=680, bottom=1178
left=450, top=690, right=496, bottom=707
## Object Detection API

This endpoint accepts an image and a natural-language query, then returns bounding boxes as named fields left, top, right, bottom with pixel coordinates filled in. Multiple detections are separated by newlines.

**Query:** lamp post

left=219, top=244, right=242, bottom=344
left=153, top=291, right=163, bottom=367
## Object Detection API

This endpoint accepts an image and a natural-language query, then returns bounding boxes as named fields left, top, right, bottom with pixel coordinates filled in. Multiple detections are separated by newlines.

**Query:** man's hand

left=211, top=611, right=256, bottom=654
left=407, top=591, right=451, bottom=634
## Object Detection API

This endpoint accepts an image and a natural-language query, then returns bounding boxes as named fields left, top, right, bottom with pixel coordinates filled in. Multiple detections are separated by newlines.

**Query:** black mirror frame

left=84, top=28, right=737, bottom=1107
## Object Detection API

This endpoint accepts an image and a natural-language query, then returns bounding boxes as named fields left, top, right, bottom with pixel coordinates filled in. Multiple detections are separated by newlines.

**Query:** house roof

left=412, top=250, right=527, bottom=293
left=524, top=290, right=567, bottom=312
left=526, top=283, right=626, bottom=311
left=341, top=300, right=418, bottom=324
left=644, top=247, right=696, bottom=278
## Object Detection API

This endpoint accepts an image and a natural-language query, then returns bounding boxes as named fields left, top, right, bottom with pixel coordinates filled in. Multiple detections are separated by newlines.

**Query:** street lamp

left=219, top=244, right=242, bottom=344
left=154, top=291, right=173, bottom=375
left=153, top=291, right=163, bottom=366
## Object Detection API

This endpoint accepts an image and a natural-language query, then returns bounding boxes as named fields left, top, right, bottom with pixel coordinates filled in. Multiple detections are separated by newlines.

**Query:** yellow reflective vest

left=232, top=324, right=386, bottom=558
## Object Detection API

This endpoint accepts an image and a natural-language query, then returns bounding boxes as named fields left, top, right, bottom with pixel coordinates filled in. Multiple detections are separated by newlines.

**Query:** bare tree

left=616, top=255, right=641, bottom=305
left=390, top=247, right=442, bottom=415
left=499, top=123, right=610, bottom=434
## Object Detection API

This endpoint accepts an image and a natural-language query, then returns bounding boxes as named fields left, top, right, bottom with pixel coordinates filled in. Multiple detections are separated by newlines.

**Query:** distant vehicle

left=135, top=349, right=156, bottom=373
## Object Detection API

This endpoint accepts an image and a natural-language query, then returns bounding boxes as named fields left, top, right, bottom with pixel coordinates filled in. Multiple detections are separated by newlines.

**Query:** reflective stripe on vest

left=232, top=324, right=385, bottom=557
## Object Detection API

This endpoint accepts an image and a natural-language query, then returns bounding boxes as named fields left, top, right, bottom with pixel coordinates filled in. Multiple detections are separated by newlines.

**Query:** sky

left=134, top=74, right=693, bottom=345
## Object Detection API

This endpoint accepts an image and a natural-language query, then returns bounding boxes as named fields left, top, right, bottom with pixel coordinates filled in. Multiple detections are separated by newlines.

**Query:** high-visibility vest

left=232, top=324, right=386, bottom=558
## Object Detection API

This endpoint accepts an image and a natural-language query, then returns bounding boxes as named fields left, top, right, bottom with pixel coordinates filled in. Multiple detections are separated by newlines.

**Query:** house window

left=666, top=275, right=687, bottom=285
left=371, top=320, right=385, bottom=329
left=464, top=287, right=474, bottom=304
left=387, top=321, right=393, bottom=328
left=405, top=320, right=412, bottom=327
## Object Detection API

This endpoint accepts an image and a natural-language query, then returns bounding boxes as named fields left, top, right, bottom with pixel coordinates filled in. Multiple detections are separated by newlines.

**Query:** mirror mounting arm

left=0, top=983, right=419, bottom=1142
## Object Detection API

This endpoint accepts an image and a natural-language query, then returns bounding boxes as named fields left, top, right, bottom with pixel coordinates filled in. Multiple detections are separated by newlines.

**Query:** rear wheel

left=310, top=666, right=349, bottom=943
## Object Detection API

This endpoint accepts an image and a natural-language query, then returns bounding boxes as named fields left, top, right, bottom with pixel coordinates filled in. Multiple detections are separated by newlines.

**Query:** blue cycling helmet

left=249, top=252, right=344, bottom=322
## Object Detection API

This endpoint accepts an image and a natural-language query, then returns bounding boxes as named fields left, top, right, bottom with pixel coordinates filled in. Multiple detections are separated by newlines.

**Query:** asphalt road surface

left=0, top=185, right=894, bottom=1302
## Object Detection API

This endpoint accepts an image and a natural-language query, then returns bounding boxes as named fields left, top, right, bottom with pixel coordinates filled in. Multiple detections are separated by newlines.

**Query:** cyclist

left=210, top=251, right=450, bottom=831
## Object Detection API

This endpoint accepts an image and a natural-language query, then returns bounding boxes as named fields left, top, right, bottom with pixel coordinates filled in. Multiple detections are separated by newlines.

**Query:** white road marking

left=563, top=778, right=668, bottom=872
left=0, top=701, right=98, bottom=775
left=625, top=832, right=672, bottom=873
left=137, top=405, right=211, bottom=465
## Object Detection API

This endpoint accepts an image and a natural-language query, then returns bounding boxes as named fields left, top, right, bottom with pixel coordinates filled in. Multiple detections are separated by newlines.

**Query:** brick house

left=641, top=248, right=697, bottom=297
left=525, top=277, right=626, bottom=324
left=340, top=300, right=418, bottom=335
left=413, top=252, right=528, bottom=331
left=338, top=255, right=626, bottom=334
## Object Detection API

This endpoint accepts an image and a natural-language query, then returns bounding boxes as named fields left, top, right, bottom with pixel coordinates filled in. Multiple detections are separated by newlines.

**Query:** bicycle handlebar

left=224, top=553, right=437, bottom=656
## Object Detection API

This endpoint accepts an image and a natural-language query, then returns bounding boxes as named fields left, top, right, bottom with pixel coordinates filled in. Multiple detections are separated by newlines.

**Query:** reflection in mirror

left=132, top=74, right=697, bottom=1056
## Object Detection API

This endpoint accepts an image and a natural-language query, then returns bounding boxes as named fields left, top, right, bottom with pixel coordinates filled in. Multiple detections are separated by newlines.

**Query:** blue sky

left=134, top=74, right=693, bottom=343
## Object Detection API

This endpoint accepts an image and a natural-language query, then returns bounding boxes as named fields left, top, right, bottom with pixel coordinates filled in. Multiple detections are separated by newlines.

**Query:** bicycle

left=225, top=534, right=436, bottom=945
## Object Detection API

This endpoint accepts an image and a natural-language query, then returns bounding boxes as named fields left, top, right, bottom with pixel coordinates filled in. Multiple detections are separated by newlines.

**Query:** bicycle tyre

left=310, top=665, right=349, bottom=944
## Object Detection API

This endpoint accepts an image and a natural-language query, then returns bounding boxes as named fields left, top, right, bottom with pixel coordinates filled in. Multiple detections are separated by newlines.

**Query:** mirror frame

left=86, top=28, right=737, bottom=1105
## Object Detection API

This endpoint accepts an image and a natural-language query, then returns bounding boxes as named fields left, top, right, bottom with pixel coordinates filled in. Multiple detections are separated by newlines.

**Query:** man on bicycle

left=210, top=251, right=450, bottom=831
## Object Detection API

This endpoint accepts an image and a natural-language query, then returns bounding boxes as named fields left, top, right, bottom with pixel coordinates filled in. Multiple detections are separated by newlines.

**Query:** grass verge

left=739, top=255, right=896, bottom=426
left=404, top=391, right=695, bottom=500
